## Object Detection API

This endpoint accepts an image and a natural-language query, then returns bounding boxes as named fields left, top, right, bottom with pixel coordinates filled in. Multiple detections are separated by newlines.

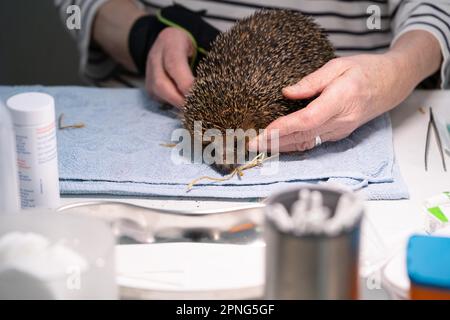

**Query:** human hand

left=145, top=27, right=195, bottom=108
left=248, top=53, right=417, bottom=152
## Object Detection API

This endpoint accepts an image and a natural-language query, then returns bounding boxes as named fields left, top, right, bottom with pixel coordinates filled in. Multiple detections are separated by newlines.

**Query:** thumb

left=282, top=58, right=348, bottom=100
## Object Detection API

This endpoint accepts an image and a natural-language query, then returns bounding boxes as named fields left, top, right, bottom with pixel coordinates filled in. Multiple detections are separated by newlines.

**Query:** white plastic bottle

left=0, top=101, right=20, bottom=213
left=6, top=92, right=60, bottom=209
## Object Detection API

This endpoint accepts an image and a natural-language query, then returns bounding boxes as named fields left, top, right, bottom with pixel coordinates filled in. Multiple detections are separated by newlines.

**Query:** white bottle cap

left=6, top=92, right=55, bottom=127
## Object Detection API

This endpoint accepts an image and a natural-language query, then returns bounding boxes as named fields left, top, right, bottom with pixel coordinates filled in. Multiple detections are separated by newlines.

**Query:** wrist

left=387, top=30, right=442, bottom=87
left=128, top=15, right=166, bottom=74
left=93, top=0, right=146, bottom=72
left=382, top=50, right=418, bottom=90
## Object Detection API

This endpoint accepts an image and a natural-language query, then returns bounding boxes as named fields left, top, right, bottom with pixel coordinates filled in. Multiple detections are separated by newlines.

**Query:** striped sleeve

left=54, top=0, right=117, bottom=83
left=390, top=0, right=450, bottom=88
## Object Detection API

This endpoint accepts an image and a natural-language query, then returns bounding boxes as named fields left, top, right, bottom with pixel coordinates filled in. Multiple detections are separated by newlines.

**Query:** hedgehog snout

left=212, top=136, right=251, bottom=174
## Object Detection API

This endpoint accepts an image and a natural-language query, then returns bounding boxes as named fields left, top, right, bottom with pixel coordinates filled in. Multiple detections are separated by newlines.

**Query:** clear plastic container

left=434, top=107, right=450, bottom=155
left=0, top=212, right=117, bottom=299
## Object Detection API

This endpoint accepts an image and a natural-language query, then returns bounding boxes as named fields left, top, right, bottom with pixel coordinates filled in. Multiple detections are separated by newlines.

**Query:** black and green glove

left=128, top=4, right=221, bottom=75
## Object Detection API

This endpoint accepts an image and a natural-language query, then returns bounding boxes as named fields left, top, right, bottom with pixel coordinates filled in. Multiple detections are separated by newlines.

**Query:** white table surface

left=59, top=90, right=450, bottom=299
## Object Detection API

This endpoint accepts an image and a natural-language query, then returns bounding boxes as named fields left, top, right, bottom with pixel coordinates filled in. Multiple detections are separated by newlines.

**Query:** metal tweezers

left=425, top=107, right=447, bottom=171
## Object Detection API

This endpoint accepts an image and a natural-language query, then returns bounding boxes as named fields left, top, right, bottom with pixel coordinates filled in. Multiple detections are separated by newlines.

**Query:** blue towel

left=0, top=86, right=409, bottom=200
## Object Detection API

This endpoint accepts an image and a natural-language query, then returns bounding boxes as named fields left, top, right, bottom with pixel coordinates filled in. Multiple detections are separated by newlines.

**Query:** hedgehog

left=183, top=10, right=335, bottom=173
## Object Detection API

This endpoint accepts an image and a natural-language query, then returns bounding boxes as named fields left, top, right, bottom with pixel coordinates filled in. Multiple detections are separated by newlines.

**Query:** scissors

left=425, top=107, right=447, bottom=172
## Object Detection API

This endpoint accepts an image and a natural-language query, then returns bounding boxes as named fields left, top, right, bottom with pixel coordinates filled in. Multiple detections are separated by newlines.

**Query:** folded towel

left=0, top=86, right=408, bottom=200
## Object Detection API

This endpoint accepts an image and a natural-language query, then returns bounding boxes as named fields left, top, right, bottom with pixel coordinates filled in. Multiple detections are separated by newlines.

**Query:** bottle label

left=15, top=122, right=60, bottom=208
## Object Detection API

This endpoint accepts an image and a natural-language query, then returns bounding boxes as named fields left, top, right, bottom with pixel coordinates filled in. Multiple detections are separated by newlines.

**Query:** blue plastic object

left=407, top=235, right=450, bottom=290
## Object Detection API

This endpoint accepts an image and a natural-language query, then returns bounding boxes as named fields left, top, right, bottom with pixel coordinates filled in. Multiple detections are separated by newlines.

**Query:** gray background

left=0, top=0, right=83, bottom=85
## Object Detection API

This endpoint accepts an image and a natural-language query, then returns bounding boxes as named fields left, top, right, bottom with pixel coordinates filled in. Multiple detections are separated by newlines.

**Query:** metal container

left=264, top=185, right=363, bottom=300
left=57, top=201, right=264, bottom=245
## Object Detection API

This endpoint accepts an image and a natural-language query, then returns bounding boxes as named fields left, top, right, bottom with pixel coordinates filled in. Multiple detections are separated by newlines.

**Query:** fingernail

left=284, top=85, right=305, bottom=97
left=283, top=86, right=296, bottom=94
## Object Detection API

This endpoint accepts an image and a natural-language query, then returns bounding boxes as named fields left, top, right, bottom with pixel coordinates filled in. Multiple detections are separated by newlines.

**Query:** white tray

left=116, top=242, right=265, bottom=299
